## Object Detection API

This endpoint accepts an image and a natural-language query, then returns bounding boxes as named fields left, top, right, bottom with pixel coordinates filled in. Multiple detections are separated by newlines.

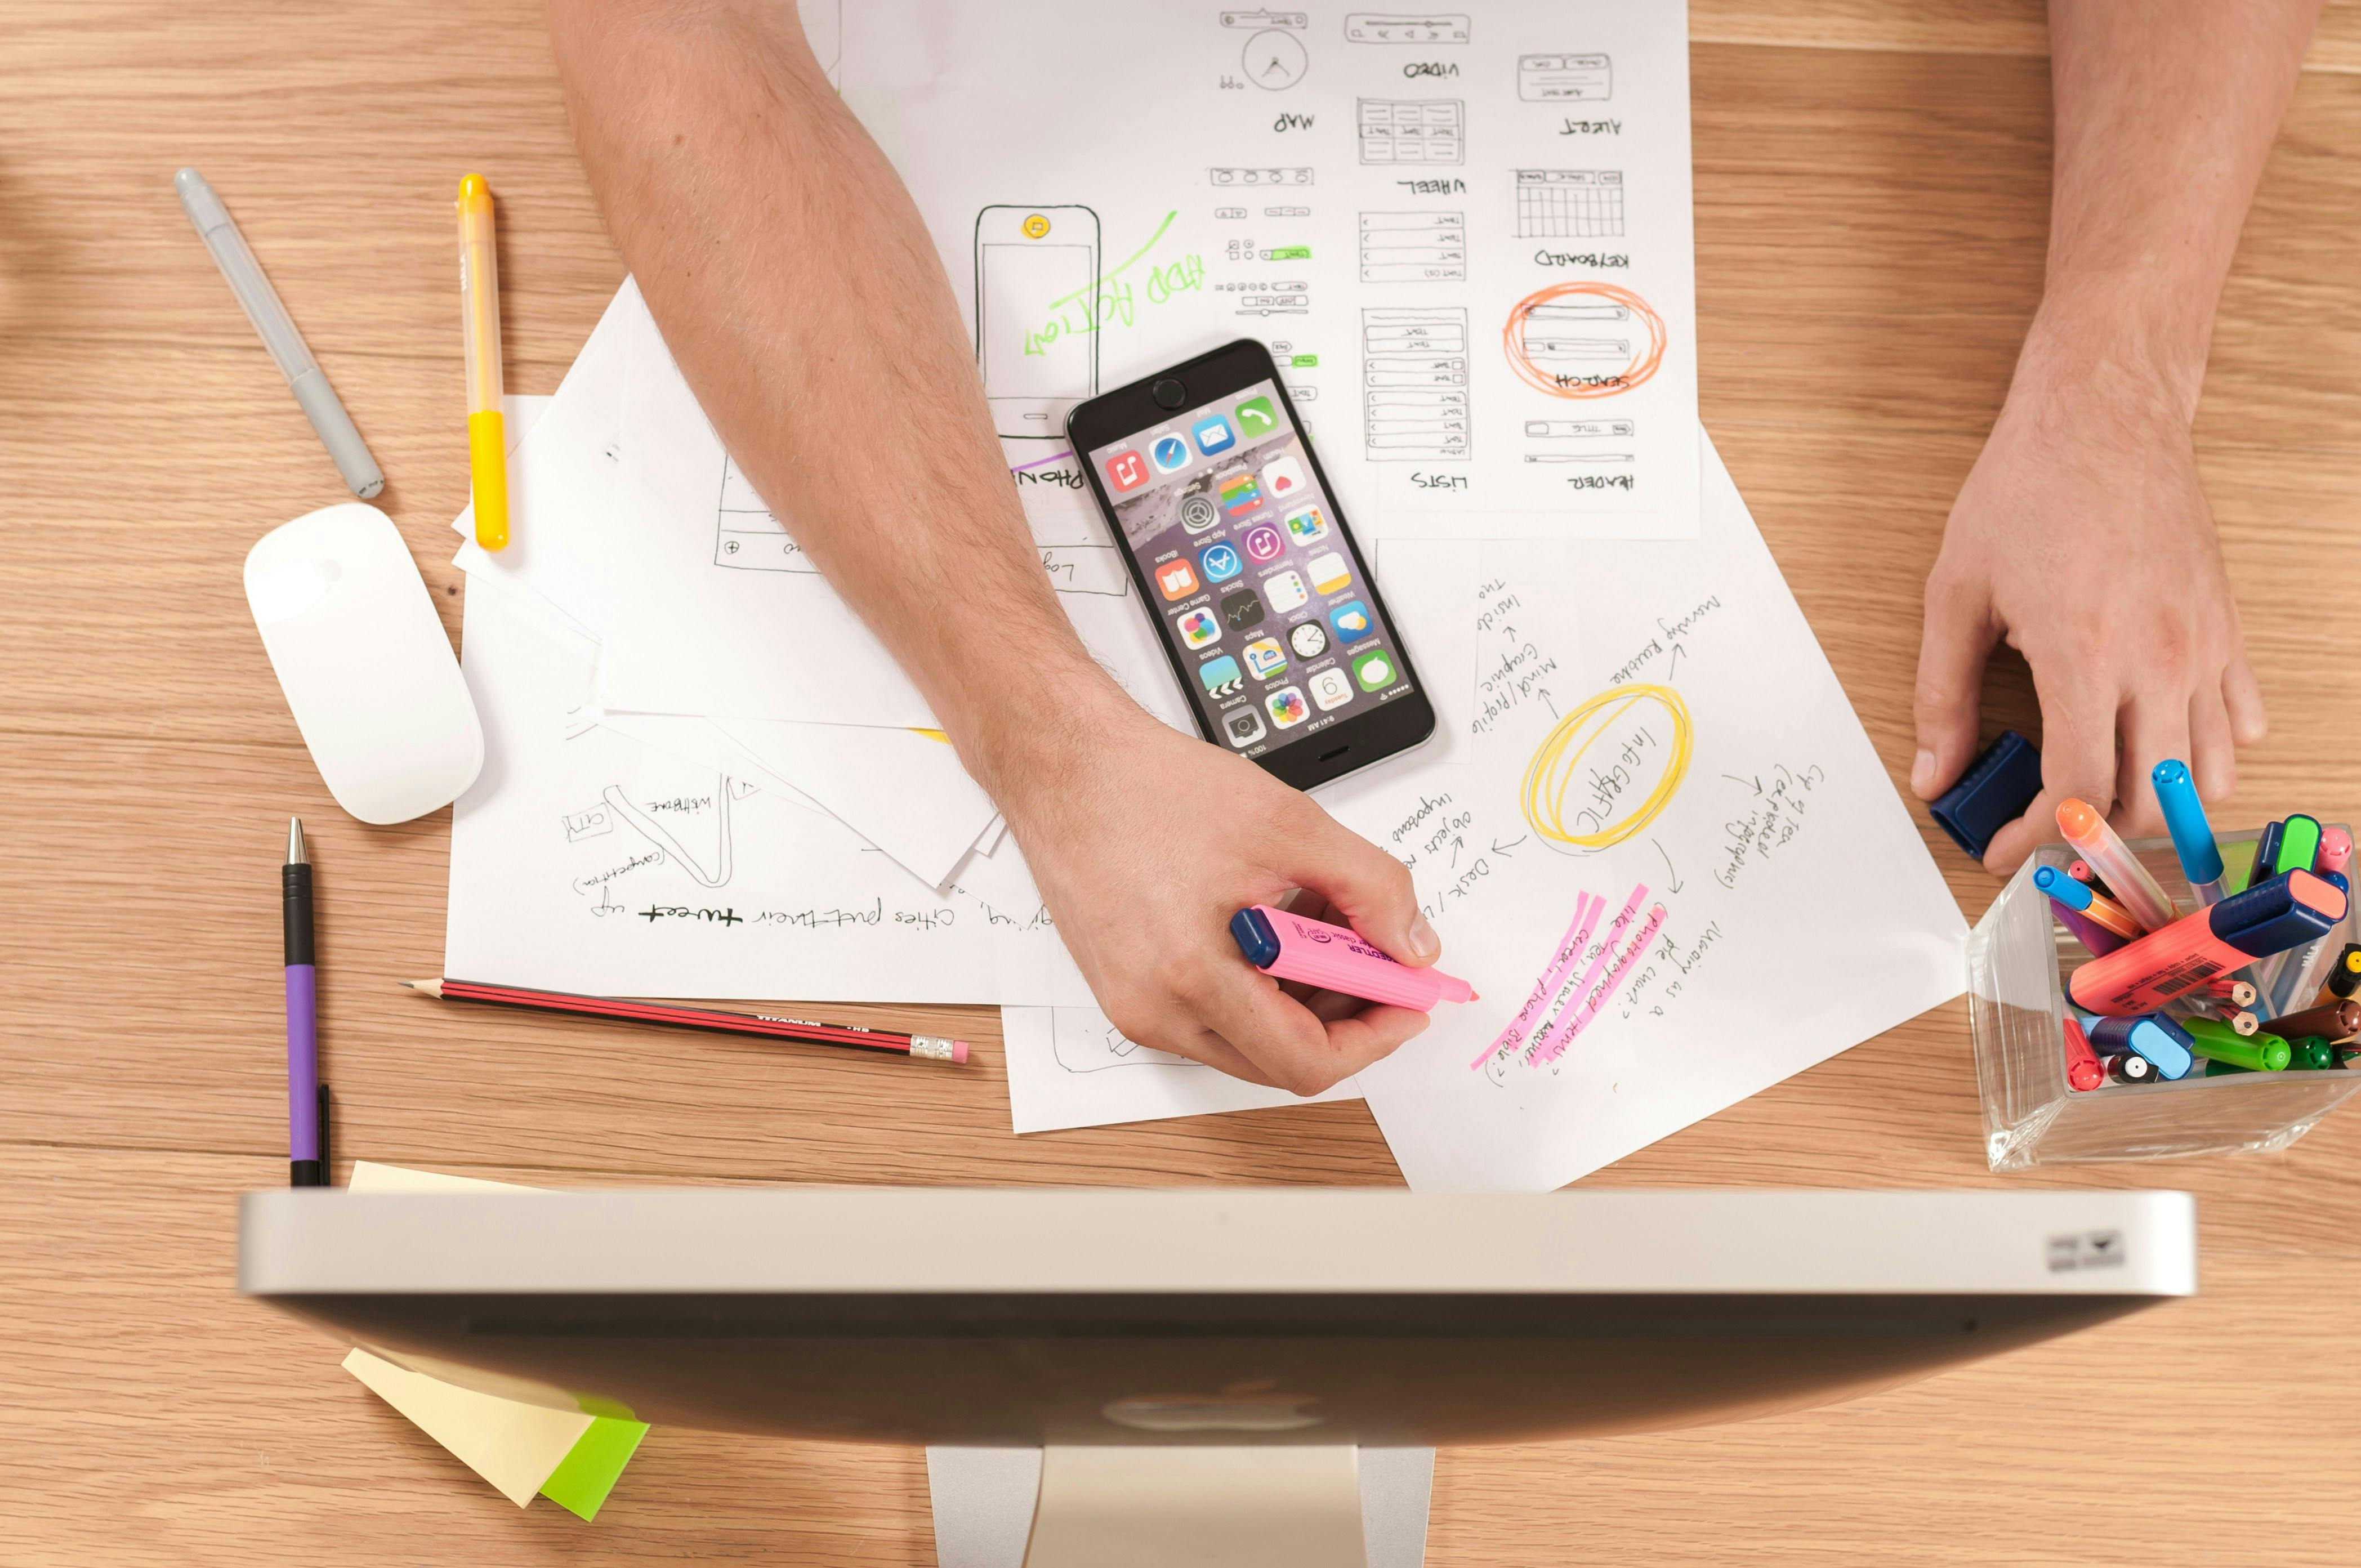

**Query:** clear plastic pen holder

left=1969, top=828, right=2361, bottom=1169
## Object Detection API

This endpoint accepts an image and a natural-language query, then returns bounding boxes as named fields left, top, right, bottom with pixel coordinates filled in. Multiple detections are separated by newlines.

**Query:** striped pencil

left=401, top=979, right=970, bottom=1064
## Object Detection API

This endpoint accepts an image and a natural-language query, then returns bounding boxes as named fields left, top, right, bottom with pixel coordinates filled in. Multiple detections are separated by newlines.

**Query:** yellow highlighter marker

left=457, top=174, right=508, bottom=550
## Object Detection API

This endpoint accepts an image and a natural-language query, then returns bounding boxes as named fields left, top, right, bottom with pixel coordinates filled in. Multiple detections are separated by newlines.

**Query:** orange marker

left=2057, top=799, right=2179, bottom=933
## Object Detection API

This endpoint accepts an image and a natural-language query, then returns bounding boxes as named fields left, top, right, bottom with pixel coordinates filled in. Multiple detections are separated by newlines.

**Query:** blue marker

left=2087, top=1013, right=2197, bottom=1081
left=2036, top=865, right=2094, bottom=911
left=2152, top=760, right=2225, bottom=907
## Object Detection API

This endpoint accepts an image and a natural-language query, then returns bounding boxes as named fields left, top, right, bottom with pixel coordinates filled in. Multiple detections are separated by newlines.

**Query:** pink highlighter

left=1230, top=904, right=1476, bottom=1011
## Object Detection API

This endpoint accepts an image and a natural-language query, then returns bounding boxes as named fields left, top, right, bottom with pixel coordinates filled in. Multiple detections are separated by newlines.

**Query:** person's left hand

left=1910, top=354, right=2268, bottom=872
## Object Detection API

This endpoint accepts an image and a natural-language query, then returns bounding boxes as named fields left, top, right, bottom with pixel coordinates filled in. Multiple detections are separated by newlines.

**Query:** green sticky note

left=538, top=1417, right=649, bottom=1521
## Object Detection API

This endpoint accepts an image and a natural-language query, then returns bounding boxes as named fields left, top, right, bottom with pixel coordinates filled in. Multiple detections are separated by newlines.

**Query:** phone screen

left=1084, top=379, right=1420, bottom=762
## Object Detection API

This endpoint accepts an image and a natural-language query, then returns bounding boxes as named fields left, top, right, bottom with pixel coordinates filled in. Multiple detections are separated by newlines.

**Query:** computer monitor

left=242, top=1187, right=2193, bottom=1567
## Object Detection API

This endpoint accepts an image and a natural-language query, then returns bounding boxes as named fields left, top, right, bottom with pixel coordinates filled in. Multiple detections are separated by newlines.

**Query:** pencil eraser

left=1929, top=730, right=2043, bottom=861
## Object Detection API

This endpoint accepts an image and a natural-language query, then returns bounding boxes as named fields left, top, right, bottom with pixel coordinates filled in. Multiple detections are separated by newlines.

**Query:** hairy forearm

left=2028, top=0, right=2319, bottom=412
left=546, top=0, right=1127, bottom=796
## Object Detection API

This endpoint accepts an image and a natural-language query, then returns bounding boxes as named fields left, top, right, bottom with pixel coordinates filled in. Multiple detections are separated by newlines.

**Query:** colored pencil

left=401, top=979, right=970, bottom=1064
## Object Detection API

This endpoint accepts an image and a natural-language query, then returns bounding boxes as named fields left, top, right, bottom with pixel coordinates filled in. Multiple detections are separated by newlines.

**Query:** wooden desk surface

left=7, top=3, right=2361, bottom=1562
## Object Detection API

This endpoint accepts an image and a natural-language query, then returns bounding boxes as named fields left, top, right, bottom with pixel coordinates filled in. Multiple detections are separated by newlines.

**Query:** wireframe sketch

left=1362, top=306, right=1469, bottom=460
left=1358, top=211, right=1466, bottom=282
left=713, top=455, right=812, bottom=572
left=1515, top=169, right=1625, bottom=239
left=1209, top=167, right=1314, bottom=186
left=1356, top=99, right=1464, bottom=164
left=1234, top=284, right=1311, bottom=316
left=1343, top=12, right=1470, bottom=43
left=1050, top=1008, right=1204, bottom=1072
left=1523, top=418, right=1636, bottom=463
left=1220, top=9, right=1310, bottom=89
left=974, top=205, right=1102, bottom=440
left=1503, top=282, right=1665, bottom=399
left=1518, top=53, right=1611, bottom=101
left=601, top=776, right=738, bottom=889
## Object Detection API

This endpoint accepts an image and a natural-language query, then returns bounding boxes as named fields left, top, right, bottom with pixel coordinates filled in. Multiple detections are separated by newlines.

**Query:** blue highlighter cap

left=2034, top=865, right=2093, bottom=911
left=1230, top=906, right=1282, bottom=969
left=2211, top=871, right=2346, bottom=958
left=2150, top=760, right=2222, bottom=886
left=2088, top=1013, right=2195, bottom=1080
left=1929, top=730, right=2043, bottom=861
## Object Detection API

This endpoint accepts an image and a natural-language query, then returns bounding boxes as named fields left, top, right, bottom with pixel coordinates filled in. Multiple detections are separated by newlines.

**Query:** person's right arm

left=545, top=0, right=1439, bottom=1092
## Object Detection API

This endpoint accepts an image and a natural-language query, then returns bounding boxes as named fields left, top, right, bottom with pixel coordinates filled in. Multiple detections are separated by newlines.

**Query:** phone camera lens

left=1151, top=378, right=1188, bottom=410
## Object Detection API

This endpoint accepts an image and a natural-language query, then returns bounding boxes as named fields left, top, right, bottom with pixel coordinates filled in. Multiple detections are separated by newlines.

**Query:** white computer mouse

left=245, top=502, right=484, bottom=825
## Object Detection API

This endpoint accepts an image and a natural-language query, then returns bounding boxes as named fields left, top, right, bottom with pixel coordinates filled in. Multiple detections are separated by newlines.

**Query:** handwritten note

left=1328, top=437, right=1966, bottom=1191
left=448, top=581, right=1094, bottom=1006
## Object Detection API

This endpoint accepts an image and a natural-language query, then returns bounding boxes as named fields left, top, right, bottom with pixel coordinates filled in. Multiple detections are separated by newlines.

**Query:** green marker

left=2275, top=815, right=2323, bottom=876
left=2206, top=1058, right=2255, bottom=1076
left=2288, top=1035, right=2337, bottom=1071
left=2183, top=1016, right=2289, bottom=1072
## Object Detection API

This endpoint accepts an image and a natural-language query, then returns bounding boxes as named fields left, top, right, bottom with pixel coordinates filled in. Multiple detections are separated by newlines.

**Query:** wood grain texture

left=3, top=3, right=2359, bottom=1563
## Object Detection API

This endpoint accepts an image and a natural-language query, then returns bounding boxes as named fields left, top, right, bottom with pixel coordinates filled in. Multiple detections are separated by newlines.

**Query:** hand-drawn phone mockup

left=974, top=205, right=1100, bottom=439
left=1069, top=339, right=1436, bottom=791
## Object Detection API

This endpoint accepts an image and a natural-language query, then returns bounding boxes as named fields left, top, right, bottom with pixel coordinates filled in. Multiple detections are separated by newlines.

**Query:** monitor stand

left=927, top=1445, right=1433, bottom=1568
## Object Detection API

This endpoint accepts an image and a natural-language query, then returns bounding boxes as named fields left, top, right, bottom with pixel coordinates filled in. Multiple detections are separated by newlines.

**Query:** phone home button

left=1152, top=378, right=1188, bottom=410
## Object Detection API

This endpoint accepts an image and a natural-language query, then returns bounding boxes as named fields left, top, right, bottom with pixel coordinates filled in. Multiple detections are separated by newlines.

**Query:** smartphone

left=974, top=205, right=1101, bottom=439
left=1068, top=339, right=1435, bottom=790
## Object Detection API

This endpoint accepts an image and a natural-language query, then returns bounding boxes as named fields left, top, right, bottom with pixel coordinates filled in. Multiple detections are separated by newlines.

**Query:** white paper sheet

left=445, top=289, right=1002, bottom=889
left=1333, top=437, right=1967, bottom=1191
left=1001, top=1006, right=1360, bottom=1134
left=446, top=582, right=1093, bottom=1005
left=600, top=294, right=1191, bottom=730
left=836, top=0, right=1699, bottom=539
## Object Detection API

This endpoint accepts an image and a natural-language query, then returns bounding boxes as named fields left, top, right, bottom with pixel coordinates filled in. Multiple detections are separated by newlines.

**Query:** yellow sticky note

left=345, top=1347, right=593, bottom=1507
left=340, top=1162, right=646, bottom=1516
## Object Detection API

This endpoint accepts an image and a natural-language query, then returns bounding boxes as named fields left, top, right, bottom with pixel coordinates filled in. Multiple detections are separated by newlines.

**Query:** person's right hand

left=988, top=691, right=1438, bottom=1094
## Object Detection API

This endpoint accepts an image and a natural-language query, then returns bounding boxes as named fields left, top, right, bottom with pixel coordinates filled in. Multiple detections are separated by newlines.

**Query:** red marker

left=1230, top=905, right=1476, bottom=1010
left=2068, top=870, right=2346, bottom=1017
left=2062, top=1016, right=2105, bottom=1092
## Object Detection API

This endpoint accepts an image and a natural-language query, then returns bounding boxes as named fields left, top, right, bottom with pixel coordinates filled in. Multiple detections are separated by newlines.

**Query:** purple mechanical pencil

left=285, top=817, right=327, bottom=1186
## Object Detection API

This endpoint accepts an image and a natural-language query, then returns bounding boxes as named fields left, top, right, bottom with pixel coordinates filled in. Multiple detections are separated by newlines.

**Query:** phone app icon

left=1242, top=636, right=1287, bottom=680
left=1150, top=434, right=1190, bottom=474
left=1264, top=569, right=1309, bottom=614
left=1106, top=450, right=1149, bottom=494
left=1306, top=551, right=1350, bottom=595
left=1198, top=654, right=1244, bottom=699
left=1242, top=524, right=1284, bottom=563
left=1199, top=542, right=1243, bottom=583
left=1352, top=647, right=1400, bottom=691
left=1192, top=416, right=1237, bottom=456
left=1180, top=494, right=1221, bottom=534
left=1220, top=588, right=1266, bottom=631
left=1309, top=667, right=1355, bottom=712
left=1265, top=686, right=1310, bottom=729
left=1283, top=505, right=1329, bottom=545
left=1224, top=706, right=1268, bottom=748
left=1175, top=606, right=1221, bottom=649
left=1234, top=396, right=1279, bottom=439
left=1329, top=598, right=1372, bottom=639
left=1261, top=455, right=1308, bottom=503
left=1156, top=558, right=1202, bottom=601
left=1288, top=620, right=1329, bottom=660
left=1219, top=471, right=1262, bottom=516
